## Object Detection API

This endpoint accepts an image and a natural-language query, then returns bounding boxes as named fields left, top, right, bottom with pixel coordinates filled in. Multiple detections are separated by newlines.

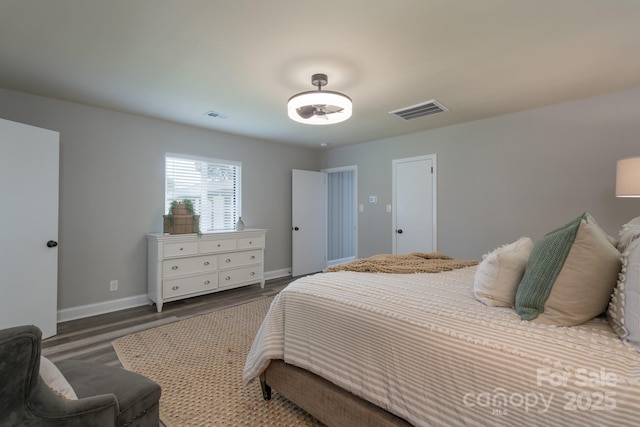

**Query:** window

left=165, top=153, right=241, bottom=232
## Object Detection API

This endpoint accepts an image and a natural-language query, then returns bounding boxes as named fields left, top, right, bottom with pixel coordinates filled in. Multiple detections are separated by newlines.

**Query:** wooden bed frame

left=260, top=359, right=413, bottom=427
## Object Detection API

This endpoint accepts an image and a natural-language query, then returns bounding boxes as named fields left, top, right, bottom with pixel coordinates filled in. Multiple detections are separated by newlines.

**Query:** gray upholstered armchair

left=0, top=325, right=161, bottom=426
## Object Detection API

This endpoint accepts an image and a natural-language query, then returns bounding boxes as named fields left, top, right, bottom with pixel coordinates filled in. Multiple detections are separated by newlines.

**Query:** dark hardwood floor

left=41, top=276, right=296, bottom=367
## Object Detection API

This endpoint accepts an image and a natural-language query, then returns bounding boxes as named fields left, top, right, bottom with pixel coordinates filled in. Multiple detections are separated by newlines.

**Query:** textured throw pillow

left=474, top=237, right=533, bottom=307
left=617, top=216, right=640, bottom=254
left=515, top=212, right=621, bottom=326
left=40, top=356, right=78, bottom=400
left=608, top=237, right=640, bottom=349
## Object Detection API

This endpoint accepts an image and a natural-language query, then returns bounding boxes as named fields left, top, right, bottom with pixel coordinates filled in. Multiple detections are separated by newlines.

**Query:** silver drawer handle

left=204, top=280, right=210, bottom=285
left=250, top=255, right=255, bottom=260
left=225, top=276, right=231, bottom=280
left=226, top=258, right=231, bottom=263
left=172, top=265, right=179, bottom=270
left=204, top=261, right=210, bottom=266
left=172, top=285, right=179, bottom=290
left=250, top=272, right=255, bottom=276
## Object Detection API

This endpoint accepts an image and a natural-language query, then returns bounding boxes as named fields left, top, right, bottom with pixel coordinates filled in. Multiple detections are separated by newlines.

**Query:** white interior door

left=392, top=155, right=437, bottom=254
left=292, top=169, right=327, bottom=276
left=0, top=118, right=59, bottom=338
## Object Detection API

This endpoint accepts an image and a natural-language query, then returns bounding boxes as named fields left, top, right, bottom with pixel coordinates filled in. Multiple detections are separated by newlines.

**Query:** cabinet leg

left=156, top=302, right=163, bottom=313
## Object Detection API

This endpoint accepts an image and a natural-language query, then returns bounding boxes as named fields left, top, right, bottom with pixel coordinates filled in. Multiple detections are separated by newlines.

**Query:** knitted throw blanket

left=323, top=252, right=478, bottom=274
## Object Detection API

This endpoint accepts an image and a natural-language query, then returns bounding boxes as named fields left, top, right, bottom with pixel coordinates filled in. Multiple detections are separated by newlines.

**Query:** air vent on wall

left=389, top=99, right=449, bottom=121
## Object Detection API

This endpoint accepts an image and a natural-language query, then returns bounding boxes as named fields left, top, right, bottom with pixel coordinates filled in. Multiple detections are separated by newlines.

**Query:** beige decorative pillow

left=474, top=237, right=533, bottom=307
left=40, top=356, right=78, bottom=400
left=516, top=212, right=621, bottom=326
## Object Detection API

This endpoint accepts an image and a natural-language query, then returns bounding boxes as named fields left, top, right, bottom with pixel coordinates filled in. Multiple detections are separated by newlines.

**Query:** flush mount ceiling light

left=287, top=73, right=352, bottom=125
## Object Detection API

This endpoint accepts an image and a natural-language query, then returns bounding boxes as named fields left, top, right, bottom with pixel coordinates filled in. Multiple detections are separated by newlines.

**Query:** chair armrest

left=28, top=384, right=118, bottom=426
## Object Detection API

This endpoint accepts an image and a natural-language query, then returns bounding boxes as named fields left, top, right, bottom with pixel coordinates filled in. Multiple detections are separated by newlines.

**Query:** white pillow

left=474, top=237, right=533, bottom=307
left=607, top=237, right=640, bottom=349
left=40, top=356, right=78, bottom=400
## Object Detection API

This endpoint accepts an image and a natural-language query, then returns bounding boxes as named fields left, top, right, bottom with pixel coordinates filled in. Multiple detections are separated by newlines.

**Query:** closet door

left=0, top=118, right=59, bottom=338
left=325, top=167, right=357, bottom=266
left=392, top=155, right=437, bottom=254
left=291, top=169, right=327, bottom=276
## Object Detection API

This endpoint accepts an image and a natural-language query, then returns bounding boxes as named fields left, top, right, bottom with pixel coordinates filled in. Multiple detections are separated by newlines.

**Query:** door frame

left=322, top=165, right=358, bottom=266
left=392, top=154, right=437, bottom=254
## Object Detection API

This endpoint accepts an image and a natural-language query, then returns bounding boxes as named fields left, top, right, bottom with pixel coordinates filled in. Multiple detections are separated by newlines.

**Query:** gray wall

left=0, top=89, right=319, bottom=310
left=3, top=85, right=640, bottom=312
left=321, top=87, right=640, bottom=260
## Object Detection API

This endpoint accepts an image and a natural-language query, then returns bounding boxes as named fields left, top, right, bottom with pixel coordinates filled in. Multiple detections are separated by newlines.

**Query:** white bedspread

left=243, top=267, right=640, bottom=426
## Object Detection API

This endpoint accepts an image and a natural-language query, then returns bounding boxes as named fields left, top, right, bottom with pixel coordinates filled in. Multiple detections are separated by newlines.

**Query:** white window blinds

left=165, top=153, right=241, bottom=232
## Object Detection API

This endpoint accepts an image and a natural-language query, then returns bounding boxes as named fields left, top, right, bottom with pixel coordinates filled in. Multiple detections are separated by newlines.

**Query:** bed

left=243, top=214, right=640, bottom=426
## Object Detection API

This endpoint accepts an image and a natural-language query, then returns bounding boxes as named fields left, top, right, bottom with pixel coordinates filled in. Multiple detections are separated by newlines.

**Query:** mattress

left=244, top=267, right=640, bottom=426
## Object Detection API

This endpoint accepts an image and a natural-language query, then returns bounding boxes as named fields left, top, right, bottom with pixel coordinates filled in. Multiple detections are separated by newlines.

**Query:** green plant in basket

left=165, top=199, right=201, bottom=235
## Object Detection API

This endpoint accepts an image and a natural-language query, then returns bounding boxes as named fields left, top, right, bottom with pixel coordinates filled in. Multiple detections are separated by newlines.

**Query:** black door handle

left=47, top=240, right=58, bottom=248
left=293, top=227, right=299, bottom=231
left=396, top=229, right=403, bottom=234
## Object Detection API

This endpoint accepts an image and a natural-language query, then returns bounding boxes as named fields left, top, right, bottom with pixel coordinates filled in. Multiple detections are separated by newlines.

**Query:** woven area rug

left=112, top=297, right=323, bottom=427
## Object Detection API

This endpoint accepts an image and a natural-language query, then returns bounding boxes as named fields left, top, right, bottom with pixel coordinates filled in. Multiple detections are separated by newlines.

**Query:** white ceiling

left=2, top=1, right=640, bottom=149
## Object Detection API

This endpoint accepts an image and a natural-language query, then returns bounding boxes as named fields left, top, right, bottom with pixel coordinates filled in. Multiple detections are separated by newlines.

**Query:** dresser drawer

left=163, top=241, right=198, bottom=258
left=219, top=265, right=261, bottom=287
left=237, top=236, right=264, bottom=249
left=199, top=238, right=237, bottom=253
left=163, top=273, right=218, bottom=298
left=218, top=250, right=261, bottom=269
left=162, top=255, right=217, bottom=278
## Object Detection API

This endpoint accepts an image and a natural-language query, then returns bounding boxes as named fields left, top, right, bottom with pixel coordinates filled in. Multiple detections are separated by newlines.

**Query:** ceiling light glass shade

left=616, top=156, right=640, bottom=197
left=287, top=90, right=352, bottom=125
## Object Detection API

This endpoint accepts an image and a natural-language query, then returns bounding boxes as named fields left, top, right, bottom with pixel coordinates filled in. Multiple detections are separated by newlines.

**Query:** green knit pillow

left=515, top=212, right=621, bottom=326
left=516, top=214, right=583, bottom=321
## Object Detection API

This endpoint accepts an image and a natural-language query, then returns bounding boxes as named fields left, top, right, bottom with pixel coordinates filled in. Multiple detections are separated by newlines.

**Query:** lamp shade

left=616, top=156, right=640, bottom=197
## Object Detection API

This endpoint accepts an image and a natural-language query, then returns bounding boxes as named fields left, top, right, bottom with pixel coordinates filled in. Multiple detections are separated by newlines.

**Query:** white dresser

left=147, top=229, right=267, bottom=312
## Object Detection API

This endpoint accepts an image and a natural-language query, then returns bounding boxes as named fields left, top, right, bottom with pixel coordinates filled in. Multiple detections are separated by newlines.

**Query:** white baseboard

left=57, top=268, right=293, bottom=323
left=57, top=294, right=150, bottom=323
left=264, top=268, right=291, bottom=280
